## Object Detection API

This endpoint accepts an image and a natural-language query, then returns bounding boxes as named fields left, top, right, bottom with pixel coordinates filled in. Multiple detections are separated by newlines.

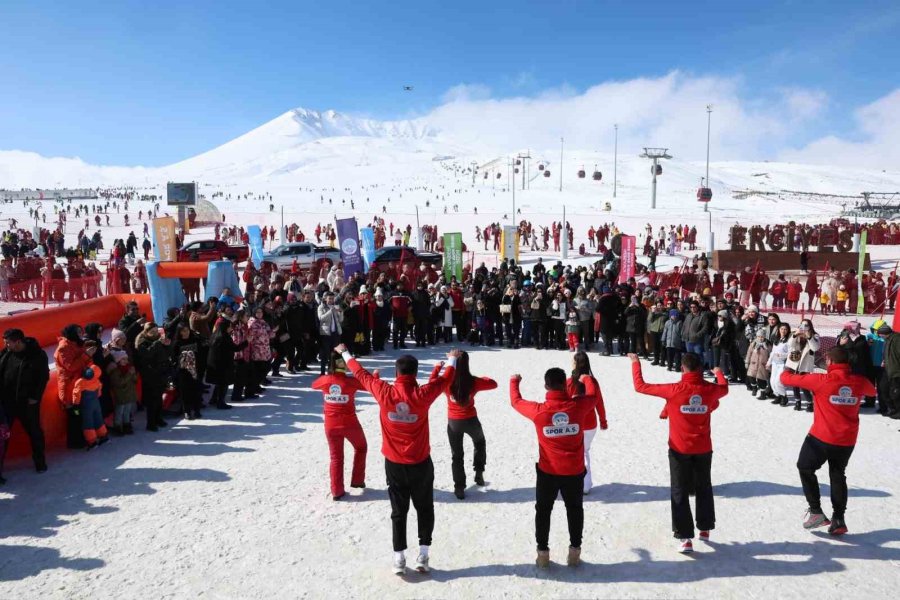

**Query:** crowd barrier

left=2, top=294, right=152, bottom=460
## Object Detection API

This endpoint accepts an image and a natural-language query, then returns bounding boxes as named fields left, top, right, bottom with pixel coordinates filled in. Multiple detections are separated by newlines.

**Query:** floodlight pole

left=705, top=105, right=712, bottom=214
left=559, top=137, right=564, bottom=192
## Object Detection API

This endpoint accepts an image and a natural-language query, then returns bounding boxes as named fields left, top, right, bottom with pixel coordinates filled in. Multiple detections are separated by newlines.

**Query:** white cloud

left=425, top=71, right=803, bottom=162
left=441, top=83, right=492, bottom=103
left=779, top=88, right=900, bottom=169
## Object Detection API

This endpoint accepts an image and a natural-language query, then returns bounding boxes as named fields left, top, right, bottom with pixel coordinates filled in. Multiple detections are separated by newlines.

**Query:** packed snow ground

left=1, top=347, right=898, bottom=599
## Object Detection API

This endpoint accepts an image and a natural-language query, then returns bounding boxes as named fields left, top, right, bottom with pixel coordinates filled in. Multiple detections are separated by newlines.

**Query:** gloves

left=600, top=421, right=608, bottom=431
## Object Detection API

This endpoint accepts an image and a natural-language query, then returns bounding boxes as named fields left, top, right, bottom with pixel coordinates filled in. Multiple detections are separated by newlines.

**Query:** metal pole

left=613, top=124, right=618, bottom=198
left=705, top=105, right=712, bottom=213
left=559, top=137, right=564, bottom=192
left=511, top=160, right=516, bottom=220
left=561, top=205, right=568, bottom=259
left=651, top=158, right=658, bottom=209
left=415, top=205, right=422, bottom=251
left=281, top=205, right=285, bottom=244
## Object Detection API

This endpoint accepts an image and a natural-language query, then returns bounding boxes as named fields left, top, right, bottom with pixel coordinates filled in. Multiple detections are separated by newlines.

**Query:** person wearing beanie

left=866, top=321, right=892, bottom=414
left=207, top=318, right=248, bottom=410
left=745, top=328, right=772, bottom=397
left=134, top=322, right=171, bottom=431
left=72, top=367, right=108, bottom=450
left=311, top=351, right=368, bottom=501
left=108, top=351, right=138, bottom=436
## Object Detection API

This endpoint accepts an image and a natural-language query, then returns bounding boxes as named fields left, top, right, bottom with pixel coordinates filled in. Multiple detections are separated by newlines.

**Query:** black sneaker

left=454, top=487, right=465, bottom=500
left=35, top=460, right=48, bottom=473
left=828, top=516, right=848, bottom=535
left=474, top=472, right=485, bottom=486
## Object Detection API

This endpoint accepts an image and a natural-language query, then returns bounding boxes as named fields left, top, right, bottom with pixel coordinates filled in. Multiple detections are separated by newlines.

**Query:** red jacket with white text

left=311, top=373, right=365, bottom=429
left=781, top=363, right=876, bottom=446
left=430, top=363, right=497, bottom=420
left=511, top=376, right=599, bottom=476
left=631, top=362, right=728, bottom=454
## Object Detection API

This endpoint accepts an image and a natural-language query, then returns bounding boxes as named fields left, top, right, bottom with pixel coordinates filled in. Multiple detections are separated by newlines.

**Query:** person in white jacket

left=767, top=323, right=793, bottom=406
left=785, top=319, right=820, bottom=412
left=433, top=286, right=454, bottom=342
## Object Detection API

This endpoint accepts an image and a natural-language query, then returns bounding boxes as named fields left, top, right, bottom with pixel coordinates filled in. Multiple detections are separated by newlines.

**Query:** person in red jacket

left=510, top=368, right=599, bottom=568
left=389, top=282, right=412, bottom=350
left=629, top=352, right=728, bottom=554
left=429, top=351, right=497, bottom=499
left=336, top=343, right=459, bottom=575
left=566, top=351, right=608, bottom=494
left=781, top=346, right=877, bottom=535
left=311, top=352, right=368, bottom=501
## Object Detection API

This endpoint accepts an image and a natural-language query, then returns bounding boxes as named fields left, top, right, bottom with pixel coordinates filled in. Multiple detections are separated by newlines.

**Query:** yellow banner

left=152, top=217, right=178, bottom=262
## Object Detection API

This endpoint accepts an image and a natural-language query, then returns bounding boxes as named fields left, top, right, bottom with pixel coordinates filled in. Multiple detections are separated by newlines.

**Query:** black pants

left=178, top=370, right=202, bottom=414
left=668, top=449, right=715, bottom=539
left=251, top=360, right=270, bottom=391
left=453, top=312, right=469, bottom=342
left=600, top=326, right=617, bottom=354
left=414, top=317, right=429, bottom=346
left=532, top=321, right=547, bottom=349
left=319, top=333, right=339, bottom=375
left=651, top=332, right=664, bottom=363
left=142, top=381, right=164, bottom=428
left=392, top=317, right=408, bottom=348
left=629, top=331, right=646, bottom=356
left=211, top=384, right=230, bottom=406
left=666, top=347, right=682, bottom=369
left=373, top=326, right=388, bottom=352
left=447, top=417, right=486, bottom=490
left=385, top=457, right=435, bottom=552
left=535, top=464, right=584, bottom=551
left=2, top=402, right=46, bottom=469
left=797, top=434, right=854, bottom=518
left=578, top=320, right=593, bottom=349
left=550, top=320, right=565, bottom=349
left=232, top=361, right=249, bottom=400
left=65, top=406, right=86, bottom=448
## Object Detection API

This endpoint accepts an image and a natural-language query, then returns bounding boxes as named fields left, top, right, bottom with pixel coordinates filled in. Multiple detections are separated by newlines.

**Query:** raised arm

left=628, top=354, right=670, bottom=398
left=419, top=351, right=459, bottom=403
left=428, top=362, right=444, bottom=383
left=509, top=375, right=540, bottom=420
left=337, top=344, right=389, bottom=402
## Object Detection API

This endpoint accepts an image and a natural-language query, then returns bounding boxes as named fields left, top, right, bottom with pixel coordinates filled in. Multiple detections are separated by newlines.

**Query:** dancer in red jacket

left=566, top=351, right=608, bottom=494
left=336, top=343, right=459, bottom=575
left=781, top=346, right=877, bottom=535
left=629, top=352, right=728, bottom=554
left=311, top=352, right=367, bottom=501
left=429, top=351, right=497, bottom=499
left=511, top=368, right=599, bottom=568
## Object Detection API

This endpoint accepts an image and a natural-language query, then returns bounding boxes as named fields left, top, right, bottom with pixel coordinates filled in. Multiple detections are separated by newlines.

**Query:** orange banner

left=153, top=216, right=178, bottom=262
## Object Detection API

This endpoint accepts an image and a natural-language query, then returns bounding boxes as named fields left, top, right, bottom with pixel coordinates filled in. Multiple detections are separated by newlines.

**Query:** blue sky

left=1, top=0, right=898, bottom=166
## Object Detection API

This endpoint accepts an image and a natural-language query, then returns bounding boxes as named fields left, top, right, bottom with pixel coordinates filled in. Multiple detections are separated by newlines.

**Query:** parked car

left=370, top=245, right=443, bottom=272
left=261, top=242, right=341, bottom=271
left=177, top=240, right=249, bottom=263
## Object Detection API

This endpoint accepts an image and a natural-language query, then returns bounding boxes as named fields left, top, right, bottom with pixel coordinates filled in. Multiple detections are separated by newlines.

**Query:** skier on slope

left=629, top=352, right=728, bottom=554
left=335, top=343, right=459, bottom=575
left=311, top=351, right=368, bottom=501
left=780, top=346, right=876, bottom=535
left=510, top=368, right=599, bottom=568
left=428, top=351, right=497, bottom=499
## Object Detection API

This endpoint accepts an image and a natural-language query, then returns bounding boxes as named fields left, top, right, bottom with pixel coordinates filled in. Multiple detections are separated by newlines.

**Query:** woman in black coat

left=206, top=319, right=247, bottom=410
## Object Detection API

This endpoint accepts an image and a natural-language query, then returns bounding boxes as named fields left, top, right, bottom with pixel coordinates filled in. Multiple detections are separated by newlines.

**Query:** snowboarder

left=780, top=346, right=876, bottom=535
left=629, top=352, right=728, bottom=553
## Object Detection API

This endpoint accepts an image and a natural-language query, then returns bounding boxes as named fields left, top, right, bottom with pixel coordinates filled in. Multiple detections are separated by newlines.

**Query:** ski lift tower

left=640, top=147, right=672, bottom=209
left=517, top=151, right=531, bottom=190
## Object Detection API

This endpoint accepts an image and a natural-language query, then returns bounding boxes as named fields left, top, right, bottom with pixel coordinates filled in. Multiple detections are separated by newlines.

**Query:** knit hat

left=844, top=321, right=861, bottom=333
left=111, top=329, right=127, bottom=345
left=668, top=309, right=679, bottom=318
left=717, top=310, right=729, bottom=318
left=877, top=323, right=892, bottom=335
left=82, top=367, right=95, bottom=379
left=755, top=329, right=767, bottom=340
left=747, top=305, right=759, bottom=313
left=359, top=285, right=368, bottom=294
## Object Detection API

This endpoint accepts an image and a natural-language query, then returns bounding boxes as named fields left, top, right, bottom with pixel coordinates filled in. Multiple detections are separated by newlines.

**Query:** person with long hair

left=768, top=323, right=793, bottom=407
left=429, top=351, right=497, bottom=499
left=206, top=318, right=248, bottom=410
left=312, top=351, right=368, bottom=501
left=566, top=351, right=608, bottom=494
left=786, top=319, right=820, bottom=412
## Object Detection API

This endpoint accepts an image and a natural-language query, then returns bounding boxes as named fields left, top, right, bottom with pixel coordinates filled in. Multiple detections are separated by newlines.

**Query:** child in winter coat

left=819, top=290, right=830, bottom=314
left=471, top=299, right=494, bottom=346
left=661, top=310, right=684, bottom=371
left=108, top=350, right=139, bottom=435
left=744, top=329, right=772, bottom=397
left=836, top=285, right=849, bottom=315
left=72, top=367, right=109, bottom=449
left=565, top=310, right=580, bottom=351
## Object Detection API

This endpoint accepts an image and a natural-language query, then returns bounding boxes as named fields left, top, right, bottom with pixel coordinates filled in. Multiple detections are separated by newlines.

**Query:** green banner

left=856, top=229, right=867, bottom=315
left=443, top=232, right=463, bottom=281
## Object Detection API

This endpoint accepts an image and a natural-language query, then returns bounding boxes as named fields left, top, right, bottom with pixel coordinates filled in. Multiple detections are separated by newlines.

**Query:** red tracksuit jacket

left=511, top=376, right=599, bottom=476
left=429, top=364, right=497, bottom=420
left=311, top=373, right=364, bottom=429
left=631, top=363, right=728, bottom=454
left=565, top=377, right=608, bottom=430
left=781, top=363, right=877, bottom=447
left=347, top=357, right=455, bottom=464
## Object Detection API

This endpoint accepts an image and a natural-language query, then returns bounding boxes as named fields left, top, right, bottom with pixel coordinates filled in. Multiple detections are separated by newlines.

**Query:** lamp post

left=704, top=105, right=712, bottom=214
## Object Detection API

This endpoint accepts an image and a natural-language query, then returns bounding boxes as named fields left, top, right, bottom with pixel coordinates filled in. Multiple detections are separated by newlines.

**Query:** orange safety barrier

left=155, top=262, right=209, bottom=278
left=2, top=294, right=153, bottom=461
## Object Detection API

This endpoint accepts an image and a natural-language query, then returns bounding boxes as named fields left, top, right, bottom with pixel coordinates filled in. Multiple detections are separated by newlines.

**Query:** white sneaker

left=392, top=553, right=406, bottom=575
left=414, top=553, right=430, bottom=573
left=678, top=539, right=694, bottom=554
left=699, top=530, right=710, bottom=542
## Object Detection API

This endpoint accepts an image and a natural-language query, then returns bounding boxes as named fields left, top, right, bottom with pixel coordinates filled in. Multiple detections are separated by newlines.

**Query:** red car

left=177, top=240, right=250, bottom=263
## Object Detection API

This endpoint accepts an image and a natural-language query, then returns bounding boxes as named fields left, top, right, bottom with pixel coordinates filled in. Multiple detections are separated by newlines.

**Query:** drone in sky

left=403, top=85, right=414, bottom=91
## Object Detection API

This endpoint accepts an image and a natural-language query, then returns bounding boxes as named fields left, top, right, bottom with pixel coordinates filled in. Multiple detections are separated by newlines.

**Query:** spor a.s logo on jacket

left=680, top=394, right=709, bottom=414
left=543, top=412, right=579, bottom=437
left=324, top=383, right=350, bottom=404
left=388, top=401, right=418, bottom=423
left=829, top=386, right=858, bottom=406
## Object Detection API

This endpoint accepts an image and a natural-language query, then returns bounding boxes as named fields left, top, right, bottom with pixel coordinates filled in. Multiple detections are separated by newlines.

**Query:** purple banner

left=336, top=217, right=363, bottom=278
